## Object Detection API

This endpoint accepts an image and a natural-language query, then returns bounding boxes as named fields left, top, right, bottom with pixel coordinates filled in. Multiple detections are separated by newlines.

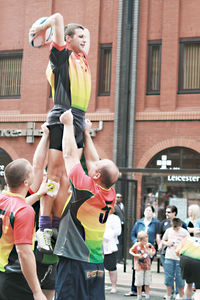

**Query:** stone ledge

left=136, top=111, right=200, bottom=120
left=0, top=112, right=115, bottom=123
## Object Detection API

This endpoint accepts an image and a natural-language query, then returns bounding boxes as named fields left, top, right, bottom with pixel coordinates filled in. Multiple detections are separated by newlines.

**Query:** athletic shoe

left=163, top=296, right=173, bottom=300
left=36, top=229, right=53, bottom=254
left=124, top=291, right=137, bottom=296
left=110, top=287, right=117, bottom=293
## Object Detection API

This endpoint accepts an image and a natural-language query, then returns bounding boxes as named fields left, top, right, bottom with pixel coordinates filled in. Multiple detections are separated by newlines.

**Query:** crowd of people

left=124, top=204, right=200, bottom=300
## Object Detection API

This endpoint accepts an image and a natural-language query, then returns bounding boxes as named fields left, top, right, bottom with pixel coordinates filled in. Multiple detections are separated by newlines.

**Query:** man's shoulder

left=0, top=192, right=32, bottom=210
left=69, top=162, right=85, bottom=176
left=69, top=163, right=93, bottom=189
left=161, top=218, right=170, bottom=226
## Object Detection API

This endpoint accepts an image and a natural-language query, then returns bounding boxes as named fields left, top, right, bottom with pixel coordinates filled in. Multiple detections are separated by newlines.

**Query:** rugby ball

left=29, top=17, right=53, bottom=48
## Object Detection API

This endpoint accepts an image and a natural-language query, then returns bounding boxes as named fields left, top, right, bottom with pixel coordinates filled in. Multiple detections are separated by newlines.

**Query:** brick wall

left=0, top=0, right=118, bottom=162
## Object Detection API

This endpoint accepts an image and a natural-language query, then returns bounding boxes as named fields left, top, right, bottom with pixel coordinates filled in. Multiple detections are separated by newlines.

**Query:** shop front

left=141, top=147, right=200, bottom=221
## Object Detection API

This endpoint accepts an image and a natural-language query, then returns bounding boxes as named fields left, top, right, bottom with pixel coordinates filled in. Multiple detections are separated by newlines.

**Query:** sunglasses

left=166, top=211, right=171, bottom=214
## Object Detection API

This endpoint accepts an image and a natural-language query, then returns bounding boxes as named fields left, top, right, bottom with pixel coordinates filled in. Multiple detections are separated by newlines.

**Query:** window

left=146, top=41, right=161, bottom=95
left=0, top=51, right=23, bottom=98
left=98, top=44, right=112, bottom=96
left=179, top=39, right=200, bottom=93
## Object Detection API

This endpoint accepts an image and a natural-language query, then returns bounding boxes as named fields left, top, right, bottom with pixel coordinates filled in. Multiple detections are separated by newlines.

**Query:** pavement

left=105, top=258, right=166, bottom=299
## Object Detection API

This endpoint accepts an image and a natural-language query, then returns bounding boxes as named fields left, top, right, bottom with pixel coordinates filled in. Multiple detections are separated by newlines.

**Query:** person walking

left=103, top=208, right=121, bottom=294
left=159, top=205, right=187, bottom=300
left=129, top=231, right=156, bottom=300
left=162, top=218, right=189, bottom=300
left=125, top=205, right=160, bottom=297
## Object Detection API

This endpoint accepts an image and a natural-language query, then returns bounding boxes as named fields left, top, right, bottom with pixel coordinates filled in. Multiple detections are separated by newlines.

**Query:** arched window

left=141, top=147, right=200, bottom=221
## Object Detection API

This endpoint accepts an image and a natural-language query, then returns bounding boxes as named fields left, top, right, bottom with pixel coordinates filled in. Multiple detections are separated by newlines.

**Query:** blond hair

left=188, top=204, right=200, bottom=220
left=137, top=231, right=148, bottom=241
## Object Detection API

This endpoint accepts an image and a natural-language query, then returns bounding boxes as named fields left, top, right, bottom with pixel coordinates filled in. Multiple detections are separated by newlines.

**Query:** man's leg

left=175, top=260, right=185, bottom=299
left=52, top=147, right=83, bottom=220
left=36, top=261, right=57, bottom=300
left=164, top=259, right=174, bottom=298
left=185, top=283, right=193, bottom=299
left=51, top=168, right=70, bottom=242
left=37, top=148, right=63, bottom=253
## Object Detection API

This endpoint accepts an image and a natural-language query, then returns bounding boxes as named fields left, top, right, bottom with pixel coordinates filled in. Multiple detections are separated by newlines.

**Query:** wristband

left=37, top=193, right=41, bottom=200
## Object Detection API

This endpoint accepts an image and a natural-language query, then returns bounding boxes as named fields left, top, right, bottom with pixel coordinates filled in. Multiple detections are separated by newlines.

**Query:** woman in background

left=185, top=204, right=200, bottom=236
left=103, top=208, right=121, bottom=294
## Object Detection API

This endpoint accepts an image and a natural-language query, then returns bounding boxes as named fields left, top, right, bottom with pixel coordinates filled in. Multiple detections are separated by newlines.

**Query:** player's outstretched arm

left=29, top=13, right=65, bottom=47
left=60, top=110, right=80, bottom=175
left=84, top=119, right=100, bottom=171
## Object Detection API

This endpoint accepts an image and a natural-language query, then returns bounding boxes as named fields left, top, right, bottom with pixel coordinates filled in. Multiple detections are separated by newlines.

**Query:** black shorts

left=0, top=271, right=34, bottom=300
left=180, top=255, right=200, bottom=288
left=37, top=262, right=57, bottom=290
left=104, top=251, right=117, bottom=271
left=54, top=257, right=105, bottom=300
left=48, top=123, right=84, bottom=151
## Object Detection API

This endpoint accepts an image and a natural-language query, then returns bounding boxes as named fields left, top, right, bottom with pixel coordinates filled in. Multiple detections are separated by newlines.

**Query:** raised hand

left=41, top=122, right=49, bottom=136
left=85, top=119, right=92, bottom=132
left=60, top=109, right=73, bottom=125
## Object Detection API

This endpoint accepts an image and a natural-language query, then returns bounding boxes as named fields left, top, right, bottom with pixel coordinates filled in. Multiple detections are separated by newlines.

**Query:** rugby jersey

left=0, top=191, right=35, bottom=272
left=46, top=42, right=91, bottom=126
left=54, top=163, right=116, bottom=264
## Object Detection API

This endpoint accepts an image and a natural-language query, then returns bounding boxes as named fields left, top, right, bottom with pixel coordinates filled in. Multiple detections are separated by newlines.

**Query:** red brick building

left=131, top=0, right=200, bottom=222
left=0, top=0, right=119, bottom=186
left=1, top=0, right=200, bottom=224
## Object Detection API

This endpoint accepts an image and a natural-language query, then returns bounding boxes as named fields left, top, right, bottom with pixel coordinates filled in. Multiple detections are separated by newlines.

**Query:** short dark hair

left=64, top=23, right=84, bottom=40
left=167, top=205, right=177, bottom=216
left=4, top=158, right=31, bottom=189
left=172, top=217, right=182, bottom=228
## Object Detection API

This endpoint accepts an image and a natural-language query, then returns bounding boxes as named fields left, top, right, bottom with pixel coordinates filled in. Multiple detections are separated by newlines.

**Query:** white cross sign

left=156, top=155, right=172, bottom=169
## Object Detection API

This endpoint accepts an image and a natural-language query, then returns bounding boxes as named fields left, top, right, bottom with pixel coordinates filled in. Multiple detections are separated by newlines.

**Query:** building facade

left=134, top=0, right=200, bottom=220
left=1, top=0, right=200, bottom=225
left=0, top=0, right=119, bottom=188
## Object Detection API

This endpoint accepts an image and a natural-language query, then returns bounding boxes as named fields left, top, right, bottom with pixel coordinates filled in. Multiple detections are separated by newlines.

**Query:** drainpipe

left=113, top=0, right=123, bottom=164
left=127, top=0, right=140, bottom=168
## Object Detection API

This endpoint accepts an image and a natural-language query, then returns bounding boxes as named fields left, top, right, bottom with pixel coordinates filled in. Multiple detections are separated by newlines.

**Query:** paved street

left=106, top=286, right=164, bottom=299
left=105, top=259, right=166, bottom=300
